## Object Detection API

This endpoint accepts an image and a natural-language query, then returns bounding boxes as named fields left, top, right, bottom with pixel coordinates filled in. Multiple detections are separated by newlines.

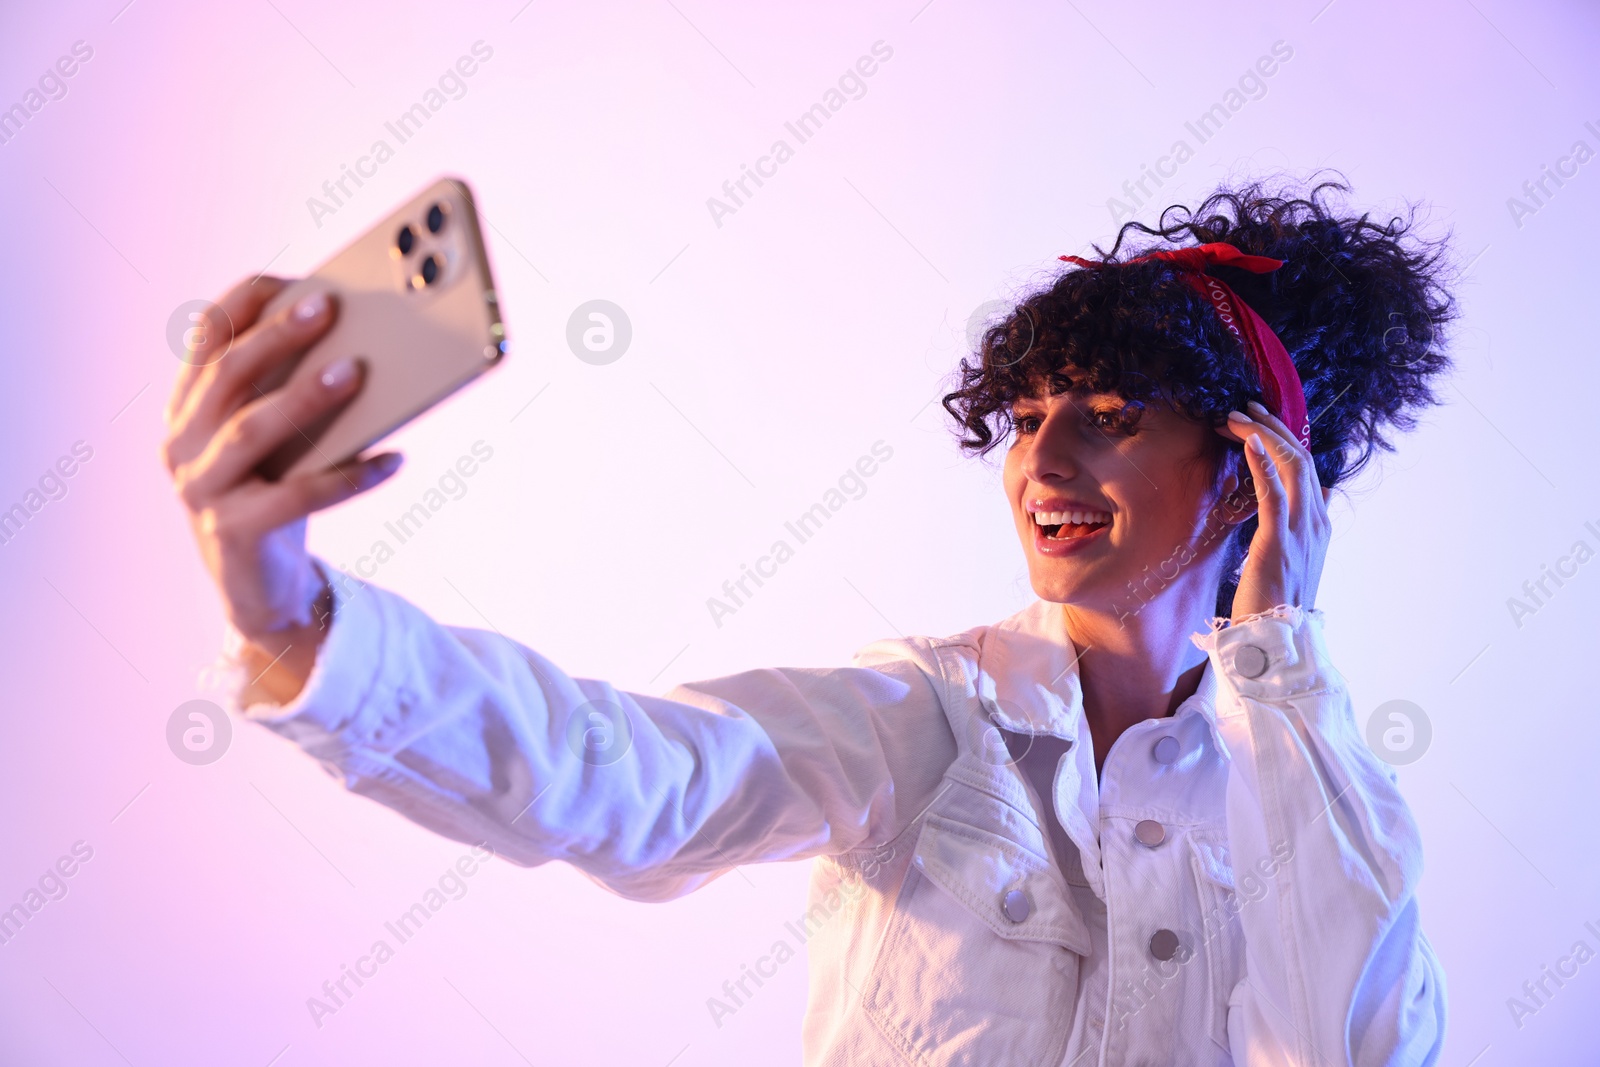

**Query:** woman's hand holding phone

left=162, top=275, right=404, bottom=704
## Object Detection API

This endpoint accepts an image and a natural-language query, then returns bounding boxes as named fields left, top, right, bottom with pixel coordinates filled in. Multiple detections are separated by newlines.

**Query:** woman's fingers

left=1220, top=412, right=1287, bottom=532
left=205, top=290, right=335, bottom=413
left=175, top=355, right=364, bottom=507
left=165, top=276, right=290, bottom=424
left=164, top=289, right=338, bottom=473
left=1239, top=402, right=1308, bottom=513
left=249, top=452, right=405, bottom=532
left=1227, top=429, right=1288, bottom=618
left=1240, top=425, right=1287, bottom=534
left=1245, top=400, right=1329, bottom=517
left=190, top=452, right=403, bottom=583
left=1220, top=402, right=1334, bottom=619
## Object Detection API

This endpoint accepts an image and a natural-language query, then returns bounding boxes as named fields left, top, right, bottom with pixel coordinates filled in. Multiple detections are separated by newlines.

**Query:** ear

left=1213, top=446, right=1259, bottom=527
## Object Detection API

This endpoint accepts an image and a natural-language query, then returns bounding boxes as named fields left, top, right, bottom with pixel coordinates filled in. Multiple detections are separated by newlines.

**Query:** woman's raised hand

left=162, top=276, right=403, bottom=698
left=1216, top=400, right=1333, bottom=622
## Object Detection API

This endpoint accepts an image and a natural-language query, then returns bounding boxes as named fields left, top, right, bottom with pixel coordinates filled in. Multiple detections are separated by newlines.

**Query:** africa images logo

left=166, top=699, right=232, bottom=766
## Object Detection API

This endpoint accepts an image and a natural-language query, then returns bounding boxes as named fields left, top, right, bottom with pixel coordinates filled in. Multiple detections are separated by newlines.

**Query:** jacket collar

left=974, top=599, right=1223, bottom=901
left=976, top=599, right=1085, bottom=740
left=975, top=598, right=1222, bottom=743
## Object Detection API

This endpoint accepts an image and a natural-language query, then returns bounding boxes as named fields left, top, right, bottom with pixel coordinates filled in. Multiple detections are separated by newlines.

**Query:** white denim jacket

left=231, top=561, right=1445, bottom=1066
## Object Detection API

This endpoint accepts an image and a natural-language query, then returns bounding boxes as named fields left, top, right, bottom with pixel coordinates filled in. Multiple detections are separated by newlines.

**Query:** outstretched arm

left=167, top=274, right=956, bottom=903
left=223, top=563, right=958, bottom=903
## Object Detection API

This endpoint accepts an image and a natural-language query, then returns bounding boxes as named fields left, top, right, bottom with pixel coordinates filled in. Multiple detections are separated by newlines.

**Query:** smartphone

left=251, top=176, right=507, bottom=481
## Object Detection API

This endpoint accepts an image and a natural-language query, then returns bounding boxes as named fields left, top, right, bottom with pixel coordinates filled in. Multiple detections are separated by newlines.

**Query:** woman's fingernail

left=1227, top=410, right=1252, bottom=423
left=1247, top=400, right=1268, bottom=415
left=1248, top=432, right=1265, bottom=454
left=363, top=453, right=403, bottom=485
left=295, top=291, right=329, bottom=321
left=320, top=357, right=357, bottom=389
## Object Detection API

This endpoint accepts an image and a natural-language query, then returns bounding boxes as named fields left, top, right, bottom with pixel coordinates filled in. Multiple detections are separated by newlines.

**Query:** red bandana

left=1059, top=242, right=1310, bottom=446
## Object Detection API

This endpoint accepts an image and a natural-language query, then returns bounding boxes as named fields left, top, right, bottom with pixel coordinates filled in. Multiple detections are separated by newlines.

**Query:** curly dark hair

left=943, top=174, right=1458, bottom=616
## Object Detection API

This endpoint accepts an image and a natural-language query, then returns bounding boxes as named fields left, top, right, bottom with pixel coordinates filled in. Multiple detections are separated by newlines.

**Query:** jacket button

left=1233, top=644, right=1270, bottom=678
left=1134, top=819, right=1166, bottom=847
left=1002, top=889, right=1031, bottom=923
left=1152, top=735, right=1180, bottom=764
left=1149, top=928, right=1180, bottom=961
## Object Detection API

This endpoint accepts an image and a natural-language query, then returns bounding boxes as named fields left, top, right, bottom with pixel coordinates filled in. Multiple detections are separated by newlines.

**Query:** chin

left=1025, top=563, right=1100, bottom=607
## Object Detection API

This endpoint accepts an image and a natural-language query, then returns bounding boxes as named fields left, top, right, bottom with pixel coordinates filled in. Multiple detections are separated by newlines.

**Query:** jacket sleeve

left=222, top=561, right=958, bottom=903
left=1190, top=606, right=1447, bottom=1067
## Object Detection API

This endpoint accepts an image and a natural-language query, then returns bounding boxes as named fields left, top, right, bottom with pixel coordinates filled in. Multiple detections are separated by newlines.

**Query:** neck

left=1061, top=574, right=1218, bottom=774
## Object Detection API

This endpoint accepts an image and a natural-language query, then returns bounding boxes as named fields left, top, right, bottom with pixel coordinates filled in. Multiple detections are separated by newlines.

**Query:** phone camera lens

left=426, top=204, right=446, bottom=233
left=420, top=254, right=440, bottom=286
left=397, top=225, right=416, bottom=255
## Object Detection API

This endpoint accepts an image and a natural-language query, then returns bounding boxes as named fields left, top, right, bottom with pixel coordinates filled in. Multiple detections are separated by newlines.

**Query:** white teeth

left=1032, top=509, right=1110, bottom=526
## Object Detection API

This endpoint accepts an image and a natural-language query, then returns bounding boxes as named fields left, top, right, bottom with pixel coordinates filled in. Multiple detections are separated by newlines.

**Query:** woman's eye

left=1014, top=414, right=1042, bottom=435
left=1090, top=407, right=1135, bottom=434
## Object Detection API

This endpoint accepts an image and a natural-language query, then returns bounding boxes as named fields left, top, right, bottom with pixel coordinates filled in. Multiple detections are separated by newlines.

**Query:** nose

left=1020, top=408, right=1083, bottom=485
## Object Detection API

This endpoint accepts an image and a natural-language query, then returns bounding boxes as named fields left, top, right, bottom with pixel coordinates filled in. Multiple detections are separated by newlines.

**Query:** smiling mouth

left=1032, top=508, right=1112, bottom=541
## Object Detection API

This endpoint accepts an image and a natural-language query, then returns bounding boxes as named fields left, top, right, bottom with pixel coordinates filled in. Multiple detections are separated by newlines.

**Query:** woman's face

left=1002, top=387, right=1250, bottom=615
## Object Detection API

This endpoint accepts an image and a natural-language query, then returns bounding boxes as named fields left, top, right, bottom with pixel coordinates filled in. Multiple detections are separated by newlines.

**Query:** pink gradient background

left=1, top=0, right=1597, bottom=1063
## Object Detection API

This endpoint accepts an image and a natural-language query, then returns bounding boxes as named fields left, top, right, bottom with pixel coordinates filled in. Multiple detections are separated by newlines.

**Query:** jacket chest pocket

left=861, top=811, right=1092, bottom=1066
left=1179, top=833, right=1247, bottom=1051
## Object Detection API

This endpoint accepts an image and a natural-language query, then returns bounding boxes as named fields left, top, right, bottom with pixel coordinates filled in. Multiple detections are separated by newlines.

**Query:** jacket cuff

left=224, top=559, right=388, bottom=749
left=1190, top=604, right=1340, bottom=715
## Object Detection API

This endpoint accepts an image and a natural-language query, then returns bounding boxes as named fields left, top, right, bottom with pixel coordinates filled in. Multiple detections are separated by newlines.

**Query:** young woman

left=164, top=178, right=1452, bottom=1065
